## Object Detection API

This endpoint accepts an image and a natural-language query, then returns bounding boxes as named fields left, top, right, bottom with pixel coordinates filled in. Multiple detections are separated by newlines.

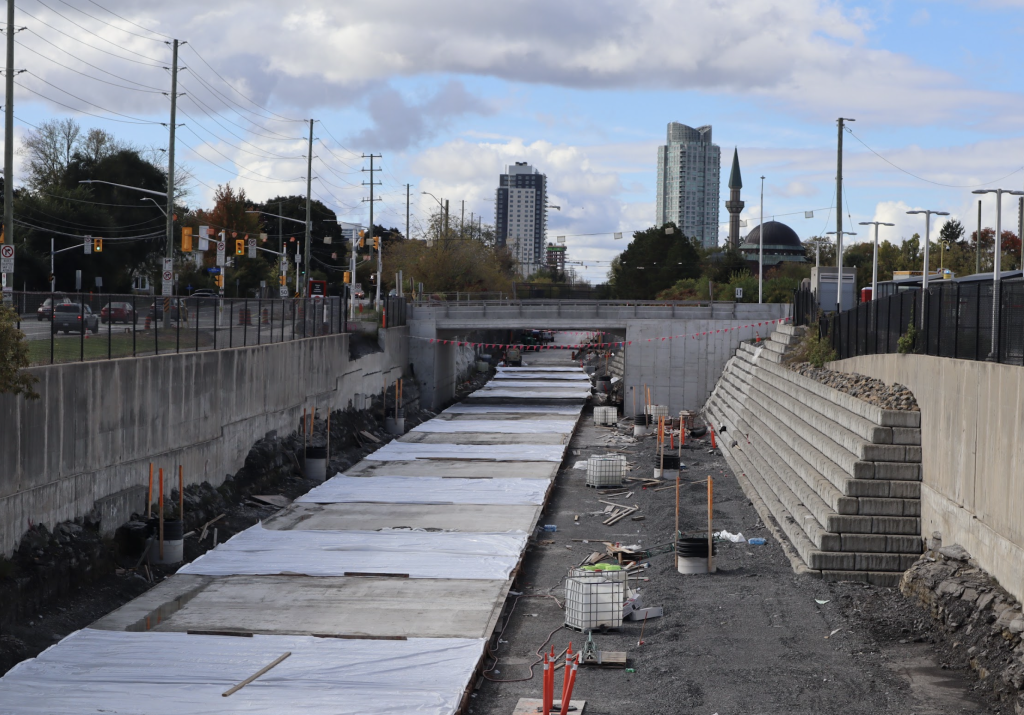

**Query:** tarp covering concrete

left=296, top=475, right=548, bottom=505
left=365, top=441, right=566, bottom=462
left=178, top=524, right=528, bottom=579
left=485, top=380, right=592, bottom=390
left=497, top=367, right=585, bottom=373
left=0, top=629, right=483, bottom=715
left=492, top=372, right=590, bottom=380
left=412, top=419, right=576, bottom=434
left=465, top=389, right=589, bottom=400
left=443, top=404, right=583, bottom=415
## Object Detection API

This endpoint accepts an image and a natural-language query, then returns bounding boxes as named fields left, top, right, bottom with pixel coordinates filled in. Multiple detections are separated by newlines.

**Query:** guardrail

left=7, top=291, right=348, bottom=366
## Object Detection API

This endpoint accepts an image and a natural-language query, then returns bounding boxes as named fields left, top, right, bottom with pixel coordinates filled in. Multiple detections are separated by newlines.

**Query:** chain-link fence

left=7, top=291, right=348, bottom=366
left=823, top=278, right=1024, bottom=365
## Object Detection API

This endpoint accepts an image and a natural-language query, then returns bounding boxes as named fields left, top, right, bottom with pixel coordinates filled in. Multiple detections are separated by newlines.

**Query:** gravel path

left=471, top=407, right=985, bottom=715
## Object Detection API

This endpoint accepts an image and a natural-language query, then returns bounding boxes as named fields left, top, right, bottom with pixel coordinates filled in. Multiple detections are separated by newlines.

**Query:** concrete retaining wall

left=0, top=328, right=409, bottom=557
left=831, top=353, right=1024, bottom=603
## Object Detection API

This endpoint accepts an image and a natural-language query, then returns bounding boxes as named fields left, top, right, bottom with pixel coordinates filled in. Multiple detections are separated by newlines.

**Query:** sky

left=6, top=0, right=1024, bottom=282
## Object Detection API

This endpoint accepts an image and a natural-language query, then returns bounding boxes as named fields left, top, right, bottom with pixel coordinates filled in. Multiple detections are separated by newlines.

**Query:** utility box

left=811, top=267, right=856, bottom=312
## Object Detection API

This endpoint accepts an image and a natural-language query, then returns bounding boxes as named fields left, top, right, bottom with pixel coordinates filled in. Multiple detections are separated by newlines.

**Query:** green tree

left=0, top=302, right=38, bottom=398
left=608, top=223, right=702, bottom=299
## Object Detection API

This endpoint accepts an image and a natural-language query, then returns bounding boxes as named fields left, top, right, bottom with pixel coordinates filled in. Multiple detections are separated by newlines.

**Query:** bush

left=897, top=310, right=919, bottom=354
left=785, top=315, right=836, bottom=368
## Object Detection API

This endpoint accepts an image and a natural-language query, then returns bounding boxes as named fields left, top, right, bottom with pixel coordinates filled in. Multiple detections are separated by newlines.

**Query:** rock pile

left=790, top=363, right=919, bottom=411
left=901, top=545, right=1024, bottom=713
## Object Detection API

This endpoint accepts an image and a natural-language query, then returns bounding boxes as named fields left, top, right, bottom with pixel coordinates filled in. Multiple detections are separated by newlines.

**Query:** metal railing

left=8, top=291, right=348, bottom=366
left=822, top=279, right=1024, bottom=365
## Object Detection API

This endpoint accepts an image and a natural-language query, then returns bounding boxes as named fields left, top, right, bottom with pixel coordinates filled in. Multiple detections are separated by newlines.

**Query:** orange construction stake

left=561, top=643, right=574, bottom=705
left=559, top=653, right=581, bottom=715
left=710, top=423, right=717, bottom=450
left=542, top=653, right=553, bottom=715
left=158, top=468, right=164, bottom=560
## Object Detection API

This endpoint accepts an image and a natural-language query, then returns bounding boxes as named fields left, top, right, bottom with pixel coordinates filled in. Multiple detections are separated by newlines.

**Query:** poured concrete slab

left=438, top=412, right=583, bottom=422
left=263, top=502, right=541, bottom=533
left=398, top=432, right=569, bottom=445
left=91, top=574, right=510, bottom=639
left=345, top=459, right=559, bottom=480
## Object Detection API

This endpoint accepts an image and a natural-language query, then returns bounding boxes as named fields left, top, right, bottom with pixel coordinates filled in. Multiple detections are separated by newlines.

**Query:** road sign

left=207, top=267, right=221, bottom=275
left=0, top=244, right=13, bottom=273
left=84, top=237, right=92, bottom=254
left=163, top=258, right=173, bottom=272
left=735, top=287, right=743, bottom=299
left=162, top=269, right=173, bottom=296
left=216, top=241, right=226, bottom=267
left=279, top=286, right=288, bottom=298
left=247, top=238, right=256, bottom=259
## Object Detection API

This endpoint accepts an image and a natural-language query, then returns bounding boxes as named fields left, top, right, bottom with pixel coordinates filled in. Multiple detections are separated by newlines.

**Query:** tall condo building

left=655, top=122, right=721, bottom=247
left=495, top=162, right=548, bottom=277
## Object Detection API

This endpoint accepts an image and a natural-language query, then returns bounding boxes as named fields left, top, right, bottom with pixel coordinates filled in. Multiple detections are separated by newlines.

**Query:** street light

left=970, top=189, right=1024, bottom=360
left=858, top=221, right=895, bottom=300
left=758, top=176, right=765, bottom=304
left=421, top=192, right=447, bottom=243
left=826, top=230, right=856, bottom=312
left=141, top=197, right=167, bottom=217
left=906, top=209, right=949, bottom=331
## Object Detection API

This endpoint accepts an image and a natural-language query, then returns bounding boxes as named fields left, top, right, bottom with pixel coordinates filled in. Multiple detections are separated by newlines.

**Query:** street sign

left=162, top=269, right=173, bottom=296
left=84, top=237, right=92, bottom=254
left=0, top=244, right=13, bottom=274
left=279, top=286, right=288, bottom=298
left=247, top=238, right=256, bottom=259
left=735, top=287, right=743, bottom=299
left=163, top=258, right=173, bottom=272
left=207, top=267, right=221, bottom=275
left=308, top=279, right=327, bottom=298
left=216, top=241, right=226, bottom=267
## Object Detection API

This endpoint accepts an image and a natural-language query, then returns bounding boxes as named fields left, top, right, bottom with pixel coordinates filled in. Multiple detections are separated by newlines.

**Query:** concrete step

left=736, top=342, right=920, bottom=428
left=745, top=343, right=784, bottom=363
left=762, top=340, right=789, bottom=356
left=708, top=398, right=921, bottom=571
left=770, top=331, right=801, bottom=347
left=712, top=375, right=920, bottom=521
left=776, top=324, right=806, bottom=338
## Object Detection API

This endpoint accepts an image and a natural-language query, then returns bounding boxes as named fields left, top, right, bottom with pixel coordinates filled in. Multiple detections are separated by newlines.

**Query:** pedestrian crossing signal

left=343, top=271, right=351, bottom=283
left=181, top=227, right=193, bottom=252
left=235, top=240, right=244, bottom=256
left=279, top=274, right=286, bottom=286
left=93, top=238, right=103, bottom=252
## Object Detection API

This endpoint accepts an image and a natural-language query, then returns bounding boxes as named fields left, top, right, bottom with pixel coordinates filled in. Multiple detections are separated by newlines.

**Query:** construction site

left=0, top=325, right=1022, bottom=714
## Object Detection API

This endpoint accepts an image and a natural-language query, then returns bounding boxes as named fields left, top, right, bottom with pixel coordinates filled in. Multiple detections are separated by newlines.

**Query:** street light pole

left=858, top=221, right=894, bottom=300
left=906, top=209, right=950, bottom=331
left=759, top=176, right=765, bottom=304
left=826, top=230, right=856, bottom=312
left=971, top=189, right=1024, bottom=360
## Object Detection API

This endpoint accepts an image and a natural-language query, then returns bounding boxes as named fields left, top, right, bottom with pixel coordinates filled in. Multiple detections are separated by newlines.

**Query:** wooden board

left=582, top=651, right=627, bottom=668
left=512, top=698, right=586, bottom=714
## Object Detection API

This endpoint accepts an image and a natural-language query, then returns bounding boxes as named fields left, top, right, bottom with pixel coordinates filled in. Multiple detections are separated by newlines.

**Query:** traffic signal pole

left=4, top=0, right=15, bottom=269
left=164, top=39, right=180, bottom=328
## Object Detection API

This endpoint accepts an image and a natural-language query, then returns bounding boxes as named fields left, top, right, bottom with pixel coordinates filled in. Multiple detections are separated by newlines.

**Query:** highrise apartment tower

left=655, top=122, right=721, bottom=247
left=725, top=148, right=744, bottom=250
left=495, top=162, right=548, bottom=276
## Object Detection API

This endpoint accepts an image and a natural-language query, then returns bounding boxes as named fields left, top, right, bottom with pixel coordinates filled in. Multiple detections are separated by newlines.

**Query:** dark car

left=51, top=303, right=99, bottom=334
left=148, top=298, right=189, bottom=321
left=101, top=301, right=137, bottom=324
left=36, top=296, right=71, bottom=320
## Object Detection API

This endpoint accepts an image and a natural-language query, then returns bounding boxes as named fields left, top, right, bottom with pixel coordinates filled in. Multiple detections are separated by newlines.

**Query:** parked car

left=148, top=298, right=189, bottom=321
left=36, top=296, right=71, bottom=320
left=51, top=303, right=99, bottom=334
left=540, top=330, right=554, bottom=343
left=100, top=301, right=137, bottom=324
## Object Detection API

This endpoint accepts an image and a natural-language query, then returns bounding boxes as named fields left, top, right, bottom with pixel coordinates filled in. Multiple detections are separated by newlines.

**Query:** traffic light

left=343, top=271, right=351, bottom=283
left=359, top=236, right=365, bottom=249
left=373, top=236, right=379, bottom=251
left=181, top=227, right=193, bottom=252
left=214, top=274, right=223, bottom=288
left=235, top=239, right=244, bottom=256
left=279, top=274, right=286, bottom=286
left=93, top=238, right=103, bottom=252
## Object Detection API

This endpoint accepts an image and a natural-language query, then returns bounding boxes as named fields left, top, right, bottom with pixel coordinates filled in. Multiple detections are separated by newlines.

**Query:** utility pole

left=163, top=38, right=181, bottom=328
left=303, top=119, right=313, bottom=297
left=405, top=184, right=410, bottom=240
left=836, top=117, right=855, bottom=312
left=362, top=154, right=382, bottom=307
left=469, top=212, right=474, bottom=240
left=444, top=199, right=449, bottom=246
left=758, top=176, right=765, bottom=304
left=977, top=201, right=982, bottom=275
left=460, top=200, right=465, bottom=240
left=3, top=0, right=14, bottom=267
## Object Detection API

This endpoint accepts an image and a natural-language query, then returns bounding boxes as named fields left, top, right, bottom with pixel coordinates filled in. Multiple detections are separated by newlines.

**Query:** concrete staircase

left=705, top=326, right=923, bottom=586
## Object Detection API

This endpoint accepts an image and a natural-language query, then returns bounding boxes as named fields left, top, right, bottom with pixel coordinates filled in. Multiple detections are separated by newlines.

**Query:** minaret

left=725, top=148, right=744, bottom=250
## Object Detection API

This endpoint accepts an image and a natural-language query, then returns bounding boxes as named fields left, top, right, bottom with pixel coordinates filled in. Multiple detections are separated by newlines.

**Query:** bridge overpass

left=407, top=299, right=792, bottom=414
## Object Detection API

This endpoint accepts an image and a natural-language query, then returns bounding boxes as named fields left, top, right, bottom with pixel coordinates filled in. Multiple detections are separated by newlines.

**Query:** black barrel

left=676, top=537, right=716, bottom=557
left=162, top=519, right=183, bottom=541
left=635, top=413, right=651, bottom=426
left=661, top=454, right=680, bottom=470
left=305, top=446, right=327, bottom=460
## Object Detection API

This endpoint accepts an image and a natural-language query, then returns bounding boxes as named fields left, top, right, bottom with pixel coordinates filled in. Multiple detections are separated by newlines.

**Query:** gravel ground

left=791, top=363, right=920, bottom=412
left=471, top=405, right=986, bottom=715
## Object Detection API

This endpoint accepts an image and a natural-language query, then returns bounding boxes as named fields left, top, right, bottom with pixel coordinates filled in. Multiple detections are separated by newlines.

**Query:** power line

left=15, top=40, right=164, bottom=93
left=22, top=72, right=164, bottom=123
left=18, top=8, right=165, bottom=67
left=55, top=0, right=167, bottom=44
left=182, top=45, right=304, bottom=123
left=18, top=31, right=166, bottom=90
left=28, top=0, right=167, bottom=62
left=178, top=106, right=304, bottom=161
left=15, top=80, right=163, bottom=125
left=178, top=81, right=303, bottom=142
left=14, top=218, right=163, bottom=240
left=177, top=134, right=304, bottom=184
left=179, top=74, right=302, bottom=140
left=847, top=127, right=1024, bottom=188
left=84, top=0, right=172, bottom=40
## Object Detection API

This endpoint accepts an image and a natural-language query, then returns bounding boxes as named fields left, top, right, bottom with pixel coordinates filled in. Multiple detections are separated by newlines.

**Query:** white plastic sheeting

left=466, top=389, right=589, bottom=400
left=178, top=524, right=528, bottom=580
left=296, top=476, right=548, bottom=505
left=412, top=419, right=576, bottom=434
left=492, top=372, right=590, bottom=381
left=0, top=629, right=483, bottom=715
left=497, top=367, right=584, bottom=372
left=443, top=404, right=582, bottom=415
left=486, top=380, right=591, bottom=390
left=365, top=441, right=566, bottom=462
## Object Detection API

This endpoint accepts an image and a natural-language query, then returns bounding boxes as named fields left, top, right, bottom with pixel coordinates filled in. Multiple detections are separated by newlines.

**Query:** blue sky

left=8, top=0, right=1024, bottom=281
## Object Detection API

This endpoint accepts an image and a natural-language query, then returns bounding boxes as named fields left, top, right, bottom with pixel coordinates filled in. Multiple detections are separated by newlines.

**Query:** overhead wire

left=178, top=81, right=304, bottom=143
left=179, top=73, right=303, bottom=140
left=21, top=29, right=166, bottom=90
left=177, top=135, right=303, bottom=184
left=22, top=71, right=164, bottom=123
left=178, top=106, right=304, bottom=161
left=14, top=218, right=163, bottom=240
left=182, top=44, right=304, bottom=123
left=17, top=7, right=166, bottom=67
left=27, top=0, right=168, bottom=62
left=55, top=0, right=167, bottom=44
left=15, top=40, right=165, bottom=93
left=84, top=0, right=172, bottom=40
left=15, top=80, right=163, bottom=124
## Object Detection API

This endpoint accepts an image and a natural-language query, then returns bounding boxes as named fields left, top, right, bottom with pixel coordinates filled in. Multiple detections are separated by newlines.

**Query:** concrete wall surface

left=832, top=354, right=1024, bottom=601
left=0, top=328, right=409, bottom=557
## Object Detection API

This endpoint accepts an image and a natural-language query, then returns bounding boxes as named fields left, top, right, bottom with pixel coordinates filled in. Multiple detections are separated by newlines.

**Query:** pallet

left=581, top=651, right=627, bottom=668
left=512, top=698, right=586, bottom=714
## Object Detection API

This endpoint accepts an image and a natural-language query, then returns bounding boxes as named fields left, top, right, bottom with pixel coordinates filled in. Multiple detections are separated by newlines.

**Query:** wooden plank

left=512, top=698, right=586, bottom=714
left=222, top=652, right=291, bottom=697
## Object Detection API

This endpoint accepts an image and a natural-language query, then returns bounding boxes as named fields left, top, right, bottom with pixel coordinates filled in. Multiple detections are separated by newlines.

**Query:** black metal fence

left=7, top=291, right=348, bottom=366
left=793, top=288, right=818, bottom=328
left=382, top=295, right=407, bottom=327
left=819, top=279, right=1024, bottom=365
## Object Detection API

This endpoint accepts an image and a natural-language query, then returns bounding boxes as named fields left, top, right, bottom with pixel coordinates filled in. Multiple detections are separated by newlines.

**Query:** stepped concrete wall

left=0, top=328, right=409, bottom=557
left=705, top=328, right=923, bottom=586
left=832, top=353, right=1024, bottom=603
